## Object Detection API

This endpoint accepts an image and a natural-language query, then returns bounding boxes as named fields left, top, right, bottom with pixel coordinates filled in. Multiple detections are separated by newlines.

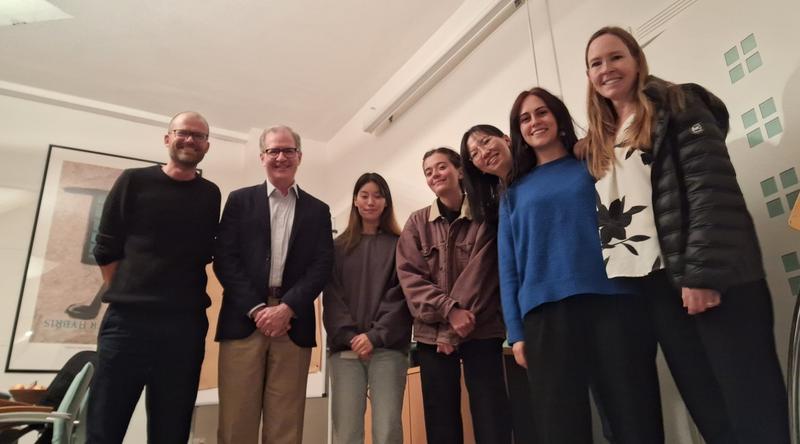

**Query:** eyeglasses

left=172, top=129, right=209, bottom=141
left=263, top=147, right=300, bottom=158
left=468, top=136, right=495, bottom=162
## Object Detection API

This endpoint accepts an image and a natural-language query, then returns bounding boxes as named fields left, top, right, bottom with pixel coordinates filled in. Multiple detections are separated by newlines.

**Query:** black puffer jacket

left=646, top=76, right=765, bottom=292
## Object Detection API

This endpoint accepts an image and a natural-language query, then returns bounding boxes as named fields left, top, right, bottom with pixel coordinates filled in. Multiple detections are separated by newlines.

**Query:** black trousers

left=523, top=293, right=664, bottom=444
left=644, top=272, right=790, bottom=444
left=87, top=305, right=208, bottom=444
left=417, top=338, right=511, bottom=444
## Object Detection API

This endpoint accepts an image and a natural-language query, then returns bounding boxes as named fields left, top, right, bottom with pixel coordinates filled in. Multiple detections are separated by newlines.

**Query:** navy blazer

left=213, top=182, right=334, bottom=347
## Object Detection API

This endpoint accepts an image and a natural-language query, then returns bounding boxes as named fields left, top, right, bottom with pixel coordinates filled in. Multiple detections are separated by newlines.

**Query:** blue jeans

left=329, top=348, right=408, bottom=444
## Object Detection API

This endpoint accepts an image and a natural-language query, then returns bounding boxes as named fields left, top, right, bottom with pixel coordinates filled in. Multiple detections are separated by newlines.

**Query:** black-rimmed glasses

left=263, top=147, right=299, bottom=158
left=172, top=129, right=209, bottom=141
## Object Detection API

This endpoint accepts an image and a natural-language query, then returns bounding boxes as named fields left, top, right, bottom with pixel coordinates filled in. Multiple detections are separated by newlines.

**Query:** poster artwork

left=30, top=160, right=119, bottom=344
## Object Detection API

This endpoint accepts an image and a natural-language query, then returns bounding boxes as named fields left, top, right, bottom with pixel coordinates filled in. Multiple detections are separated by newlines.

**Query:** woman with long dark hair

left=396, top=147, right=511, bottom=444
left=498, top=87, right=663, bottom=443
left=460, top=124, right=513, bottom=226
left=583, top=26, right=789, bottom=443
left=323, top=173, right=412, bottom=444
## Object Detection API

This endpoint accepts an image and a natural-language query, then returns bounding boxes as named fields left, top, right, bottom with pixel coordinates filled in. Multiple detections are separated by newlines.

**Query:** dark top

left=323, top=233, right=412, bottom=353
left=93, top=165, right=221, bottom=312
left=645, top=76, right=765, bottom=291
left=436, top=199, right=461, bottom=224
left=213, top=182, right=334, bottom=347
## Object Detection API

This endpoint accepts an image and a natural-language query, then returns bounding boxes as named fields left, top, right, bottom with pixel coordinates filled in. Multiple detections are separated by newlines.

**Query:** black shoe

left=65, top=302, right=101, bottom=319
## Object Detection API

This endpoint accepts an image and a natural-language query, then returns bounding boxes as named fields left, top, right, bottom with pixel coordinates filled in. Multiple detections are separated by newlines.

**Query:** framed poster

left=6, top=145, right=161, bottom=372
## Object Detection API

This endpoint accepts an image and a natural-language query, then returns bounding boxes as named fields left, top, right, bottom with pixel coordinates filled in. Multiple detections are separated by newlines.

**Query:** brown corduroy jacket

left=396, top=199, right=505, bottom=346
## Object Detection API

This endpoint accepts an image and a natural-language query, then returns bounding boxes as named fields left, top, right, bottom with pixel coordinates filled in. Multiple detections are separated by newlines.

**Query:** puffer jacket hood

left=645, top=76, right=765, bottom=291
left=644, top=76, right=730, bottom=135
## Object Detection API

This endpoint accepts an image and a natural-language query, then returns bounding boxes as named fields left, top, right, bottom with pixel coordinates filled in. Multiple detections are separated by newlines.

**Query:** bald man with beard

left=87, top=111, right=221, bottom=443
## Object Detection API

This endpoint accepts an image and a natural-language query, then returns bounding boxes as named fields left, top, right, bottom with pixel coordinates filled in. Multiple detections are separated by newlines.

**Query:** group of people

left=84, top=26, right=789, bottom=444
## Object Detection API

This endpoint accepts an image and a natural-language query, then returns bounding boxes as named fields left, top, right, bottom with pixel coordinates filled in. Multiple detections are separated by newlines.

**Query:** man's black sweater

left=93, top=165, right=221, bottom=312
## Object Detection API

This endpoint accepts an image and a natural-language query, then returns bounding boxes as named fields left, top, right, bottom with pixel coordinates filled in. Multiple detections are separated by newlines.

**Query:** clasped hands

left=254, top=303, right=294, bottom=337
left=350, top=333, right=374, bottom=360
left=436, top=307, right=475, bottom=355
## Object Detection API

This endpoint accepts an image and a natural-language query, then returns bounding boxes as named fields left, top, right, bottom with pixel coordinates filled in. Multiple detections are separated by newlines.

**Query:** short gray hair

left=259, top=125, right=301, bottom=153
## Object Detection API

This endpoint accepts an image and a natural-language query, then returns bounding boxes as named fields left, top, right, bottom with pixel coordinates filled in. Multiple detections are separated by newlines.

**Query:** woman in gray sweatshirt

left=323, top=172, right=412, bottom=444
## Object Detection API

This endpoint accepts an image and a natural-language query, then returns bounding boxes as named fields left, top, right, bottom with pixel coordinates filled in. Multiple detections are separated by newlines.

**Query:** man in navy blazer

left=214, top=125, right=333, bottom=444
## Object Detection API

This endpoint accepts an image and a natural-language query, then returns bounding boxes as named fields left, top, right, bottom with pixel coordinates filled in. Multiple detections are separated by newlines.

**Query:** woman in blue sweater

left=498, top=87, right=662, bottom=443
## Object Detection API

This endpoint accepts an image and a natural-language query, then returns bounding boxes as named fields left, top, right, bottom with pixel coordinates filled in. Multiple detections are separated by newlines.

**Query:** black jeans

left=87, top=305, right=208, bottom=444
left=523, top=293, right=663, bottom=444
left=417, top=338, right=511, bottom=444
left=645, top=272, right=790, bottom=444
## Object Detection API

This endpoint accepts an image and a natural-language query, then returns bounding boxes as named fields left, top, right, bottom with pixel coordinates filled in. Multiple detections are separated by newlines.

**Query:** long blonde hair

left=584, top=26, right=655, bottom=179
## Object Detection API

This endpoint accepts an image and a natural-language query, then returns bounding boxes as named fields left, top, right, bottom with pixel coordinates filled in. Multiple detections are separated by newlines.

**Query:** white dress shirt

left=266, top=180, right=298, bottom=286
left=249, top=181, right=298, bottom=317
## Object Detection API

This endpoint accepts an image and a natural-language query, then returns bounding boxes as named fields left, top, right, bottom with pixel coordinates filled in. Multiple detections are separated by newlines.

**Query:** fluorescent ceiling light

left=0, top=0, right=72, bottom=27
left=362, top=0, right=525, bottom=134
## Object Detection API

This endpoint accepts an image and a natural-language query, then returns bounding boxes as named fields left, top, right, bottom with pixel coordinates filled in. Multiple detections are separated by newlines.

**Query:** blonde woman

left=583, top=26, right=789, bottom=443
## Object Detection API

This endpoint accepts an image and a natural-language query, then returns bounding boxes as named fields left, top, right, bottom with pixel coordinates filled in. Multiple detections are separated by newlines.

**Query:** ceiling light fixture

left=362, top=0, right=525, bottom=134
left=0, top=0, right=72, bottom=28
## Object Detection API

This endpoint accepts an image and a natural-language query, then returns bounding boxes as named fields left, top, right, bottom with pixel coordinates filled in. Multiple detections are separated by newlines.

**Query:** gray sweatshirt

left=323, top=233, right=412, bottom=353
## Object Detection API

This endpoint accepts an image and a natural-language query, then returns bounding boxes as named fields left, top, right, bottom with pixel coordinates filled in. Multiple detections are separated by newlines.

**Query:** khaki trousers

left=218, top=325, right=312, bottom=444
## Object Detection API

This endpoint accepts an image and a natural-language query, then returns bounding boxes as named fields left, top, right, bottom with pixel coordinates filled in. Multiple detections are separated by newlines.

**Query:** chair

left=39, top=351, right=98, bottom=410
left=0, top=350, right=97, bottom=444
left=0, top=362, right=94, bottom=444
left=68, top=388, right=90, bottom=444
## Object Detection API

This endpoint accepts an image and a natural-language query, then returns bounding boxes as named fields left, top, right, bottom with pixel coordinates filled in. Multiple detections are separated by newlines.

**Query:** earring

left=559, top=131, right=566, bottom=137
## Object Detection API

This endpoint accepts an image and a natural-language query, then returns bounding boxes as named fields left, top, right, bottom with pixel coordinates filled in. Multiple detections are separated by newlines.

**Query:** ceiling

left=0, top=0, right=465, bottom=141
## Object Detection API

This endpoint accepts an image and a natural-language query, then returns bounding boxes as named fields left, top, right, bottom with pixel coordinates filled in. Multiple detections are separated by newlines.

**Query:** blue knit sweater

left=498, top=156, right=635, bottom=343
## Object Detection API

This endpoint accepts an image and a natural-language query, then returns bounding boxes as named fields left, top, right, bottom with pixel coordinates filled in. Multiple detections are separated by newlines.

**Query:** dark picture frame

left=6, top=145, right=162, bottom=372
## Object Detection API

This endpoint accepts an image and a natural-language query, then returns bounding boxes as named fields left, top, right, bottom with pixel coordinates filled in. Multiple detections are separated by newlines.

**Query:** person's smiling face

left=423, top=152, right=462, bottom=198
left=586, top=33, right=640, bottom=105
